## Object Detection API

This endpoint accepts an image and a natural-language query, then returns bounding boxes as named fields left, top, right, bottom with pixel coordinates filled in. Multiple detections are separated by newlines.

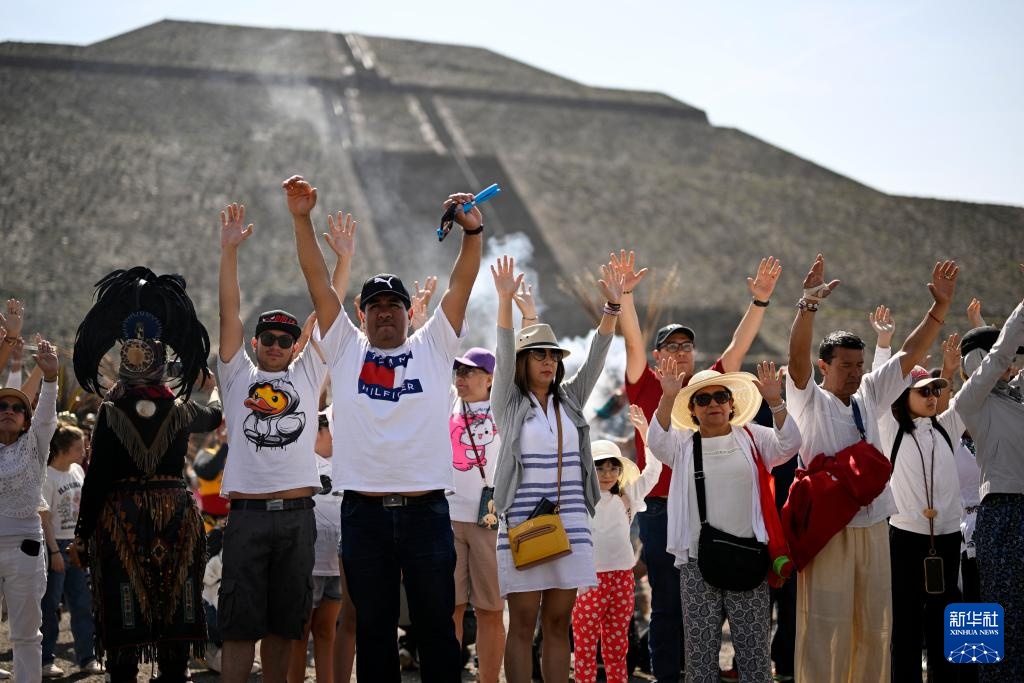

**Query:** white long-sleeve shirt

left=0, top=380, right=58, bottom=539
left=646, top=418, right=801, bottom=568
left=591, top=455, right=662, bottom=572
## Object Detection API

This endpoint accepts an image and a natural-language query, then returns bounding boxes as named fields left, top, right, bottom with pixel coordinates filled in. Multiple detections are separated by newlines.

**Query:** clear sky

left=3, top=1, right=1021, bottom=207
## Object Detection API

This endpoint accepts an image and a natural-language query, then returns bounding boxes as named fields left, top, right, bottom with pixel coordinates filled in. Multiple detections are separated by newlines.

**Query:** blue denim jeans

left=638, top=497, right=683, bottom=682
left=41, top=539, right=96, bottom=665
left=340, top=493, right=461, bottom=683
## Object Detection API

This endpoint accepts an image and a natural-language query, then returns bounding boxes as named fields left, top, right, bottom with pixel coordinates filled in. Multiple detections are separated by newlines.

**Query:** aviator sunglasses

left=0, top=400, right=27, bottom=414
left=528, top=349, right=563, bottom=362
left=692, top=390, right=732, bottom=407
left=259, top=332, right=296, bottom=349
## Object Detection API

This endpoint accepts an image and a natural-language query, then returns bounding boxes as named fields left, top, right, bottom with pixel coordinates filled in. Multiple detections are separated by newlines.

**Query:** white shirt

left=449, top=397, right=501, bottom=523
left=41, top=464, right=85, bottom=540
left=218, top=322, right=340, bottom=495
left=646, top=419, right=801, bottom=568
left=313, top=455, right=343, bottom=576
left=686, top=434, right=754, bottom=560
left=330, top=308, right=466, bottom=493
left=591, top=456, right=662, bottom=572
left=786, top=352, right=910, bottom=527
left=878, top=406, right=965, bottom=535
left=0, top=380, right=57, bottom=539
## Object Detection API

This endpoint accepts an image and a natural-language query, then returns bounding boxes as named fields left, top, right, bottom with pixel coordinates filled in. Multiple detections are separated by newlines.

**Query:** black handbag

left=693, top=433, right=770, bottom=592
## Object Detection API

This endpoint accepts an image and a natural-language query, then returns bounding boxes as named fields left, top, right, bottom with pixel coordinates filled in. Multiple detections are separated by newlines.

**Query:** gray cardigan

left=491, top=325, right=613, bottom=516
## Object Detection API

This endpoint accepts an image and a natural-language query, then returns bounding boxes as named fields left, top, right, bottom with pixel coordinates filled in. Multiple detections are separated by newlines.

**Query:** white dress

left=496, top=397, right=597, bottom=596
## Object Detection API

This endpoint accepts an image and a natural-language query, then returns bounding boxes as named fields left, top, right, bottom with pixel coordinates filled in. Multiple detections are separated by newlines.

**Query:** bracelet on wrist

left=623, top=290, right=633, bottom=295
left=522, top=316, right=537, bottom=322
left=928, top=311, right=944, bottom=325
left=604, top=301, right=622, bottom=310
left=602, top=305, right=622, bottom=317
left=752, top=297, right=770, bottom=308
left=49, top=549, right=60, bottom=555
left=462, top=224, right=484, bottom=235
left=769, top=401, right=787, bottom=414
left=796, top=298, right=819, bottom=312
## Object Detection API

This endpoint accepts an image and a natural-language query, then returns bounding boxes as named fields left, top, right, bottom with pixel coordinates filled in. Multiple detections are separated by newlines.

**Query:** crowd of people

left=0, top=175, right=1021, bottom=683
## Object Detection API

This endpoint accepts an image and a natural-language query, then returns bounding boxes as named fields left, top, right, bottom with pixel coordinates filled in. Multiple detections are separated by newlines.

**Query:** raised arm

left=324, top=209, right=358, bottom=307
left=720, top=256, right=783, bottom=373
left=282, top=175, right=342, bottom=333
left=491, top=255, right=524, bottom=332
left=0, top=299, right=25, bottom=374
left=936, top=332, right=961, bottom=414
left=409, top=277, right=438, bottom=331
left=218, top=203, right=253, bottom=363
left=896, top=260, right=959, bottom=377
left=787, top=254, right=840, bottom=390
left=512, top=279, right=539, bottom=327
left=967, top=298, right=986, bottom=329
left=609, top=250, right=650, bottom=384
left=653, top=356, right=688, bottom=431
left=438, top=192, right=484, bottom=333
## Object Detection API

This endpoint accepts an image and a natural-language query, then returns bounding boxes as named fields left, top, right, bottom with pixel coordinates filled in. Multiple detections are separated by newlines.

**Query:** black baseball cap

left=961, top=326, right=1024, bottom=357
left=655, top=323, right=696, bottom=349
left=359, top=274, right=411, bottom=311
left=255, top=310, right=302, bottom=339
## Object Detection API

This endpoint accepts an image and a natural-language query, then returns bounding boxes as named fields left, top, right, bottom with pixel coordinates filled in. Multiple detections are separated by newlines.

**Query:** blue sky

left=3, top=1, right=1021, bottom=207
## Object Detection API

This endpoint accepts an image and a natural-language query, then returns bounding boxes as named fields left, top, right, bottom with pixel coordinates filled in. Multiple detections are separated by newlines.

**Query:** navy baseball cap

left=655, top=324, right=696, bottom=349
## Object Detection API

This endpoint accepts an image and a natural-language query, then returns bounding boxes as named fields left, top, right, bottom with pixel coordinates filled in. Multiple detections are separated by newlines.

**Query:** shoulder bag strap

left=891, top=428, right=905, bottom=470
left=693, top=432, right=708, bottom=524
left=555, top=402, right=564, bottom=508
left=461, top=402, right=487, bottom=483
left=850, top=397, right=867, bottom=440
left=742, top=425, right=762, bottom=468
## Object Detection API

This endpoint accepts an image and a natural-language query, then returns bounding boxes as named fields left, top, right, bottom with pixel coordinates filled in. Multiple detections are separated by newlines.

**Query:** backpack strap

left=850, top=397, right=867, bottom=440
left=890, top=418, right=954, bottom=471
left=931, top=417, right=953, bottom=452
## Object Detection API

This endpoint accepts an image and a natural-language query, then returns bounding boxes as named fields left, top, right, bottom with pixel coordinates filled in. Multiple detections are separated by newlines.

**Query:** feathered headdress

left=73, top=267, right=211, bottom=399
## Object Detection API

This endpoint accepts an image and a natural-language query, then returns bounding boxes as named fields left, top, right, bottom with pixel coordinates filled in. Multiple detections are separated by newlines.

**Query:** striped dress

left=497, top=396, right=597, bottom=596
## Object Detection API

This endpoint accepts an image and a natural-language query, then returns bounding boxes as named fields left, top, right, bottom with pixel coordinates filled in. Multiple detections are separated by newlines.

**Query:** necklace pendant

left=135, top=399, right=157, bottom=418
left=923, top=507, right=937, bottom=519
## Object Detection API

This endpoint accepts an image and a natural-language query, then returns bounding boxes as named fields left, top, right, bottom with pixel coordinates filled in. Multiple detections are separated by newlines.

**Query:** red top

left=625, top=358, right=725, bottom=498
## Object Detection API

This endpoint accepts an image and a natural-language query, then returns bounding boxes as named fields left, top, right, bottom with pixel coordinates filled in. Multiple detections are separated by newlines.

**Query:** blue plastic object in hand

left=437, top=183, right=502, bottom=241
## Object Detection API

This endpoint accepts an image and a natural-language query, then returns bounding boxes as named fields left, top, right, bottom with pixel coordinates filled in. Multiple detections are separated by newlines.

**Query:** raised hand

left=927, top=260, right=959, bottom=306
left=410, top=276, right=437, bottom=330
left=868, top=305, right=896, bottom=347
left=598, top=264, right=625, bottom=304
left=802, top=254, right=840, bottom=300
left=753, top=361, right=783, bottom=403
left=220, top=203, right=254, bottom=249
left=627, top=404, right=650, bottom=437
left=747, top=256, right=783, bottom=302
left=967, top=298, right=985, bottom=328
left=3, top=299, right=24, bottom=338
left=654, top=356, right=687, bottom=397
left=513, top=280, right=538, bottom=321
left=282, top=175, right=318, bottom=217
left=443, top=192, right=483, bottom=230
left=609, top=249, right=649, bottom=293
left=35, top=338, right=59, bottom=380
left=323, top=211, right=357, bottom=258
left=941, top=332, right=962, bottom=375
left=490, top=255, right=524, bottom=300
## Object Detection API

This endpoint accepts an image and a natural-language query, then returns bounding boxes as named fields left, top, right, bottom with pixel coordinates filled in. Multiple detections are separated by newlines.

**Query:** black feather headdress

left=73, top=267, right=211, bottom=399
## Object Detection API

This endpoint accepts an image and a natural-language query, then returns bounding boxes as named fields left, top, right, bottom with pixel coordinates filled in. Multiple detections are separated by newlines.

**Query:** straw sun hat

left=671, top=369, right=762, bottom=431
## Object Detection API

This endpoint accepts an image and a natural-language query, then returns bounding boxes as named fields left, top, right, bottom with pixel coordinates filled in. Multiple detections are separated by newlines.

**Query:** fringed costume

left=72, top=268, right=220, bottom=683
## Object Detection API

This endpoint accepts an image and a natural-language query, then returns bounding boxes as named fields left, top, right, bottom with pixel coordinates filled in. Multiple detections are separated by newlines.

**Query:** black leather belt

left=346, top=490, right=446, bottom=508
left=230, top=497, right=315, bottom=511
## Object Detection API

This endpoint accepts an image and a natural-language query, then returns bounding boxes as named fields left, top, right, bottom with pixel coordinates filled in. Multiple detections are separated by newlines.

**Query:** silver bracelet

left=769, top=401, right=787, bottom=414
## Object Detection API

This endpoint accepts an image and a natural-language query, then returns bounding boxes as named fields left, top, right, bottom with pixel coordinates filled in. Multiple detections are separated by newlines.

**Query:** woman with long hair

left=490, top=254, right=623, bottom=683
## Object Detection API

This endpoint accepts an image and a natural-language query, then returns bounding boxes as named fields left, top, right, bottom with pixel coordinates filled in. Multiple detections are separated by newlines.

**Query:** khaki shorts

left=453, top=521, right=503, bottom=612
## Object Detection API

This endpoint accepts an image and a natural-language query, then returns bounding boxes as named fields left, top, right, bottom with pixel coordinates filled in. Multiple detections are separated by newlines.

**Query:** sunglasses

left=259, top=332, right=295, bottom=349
left=528, top=349, right=563, bottom=362
left=692, top=390, right=732, bottom=407
left=0, top=400, right=27, bottom=414
left=454, top=366, right=484, bottom=378
left=660, top=341, right=695, bottom=354
left=915, top=386, right=944, bottom=398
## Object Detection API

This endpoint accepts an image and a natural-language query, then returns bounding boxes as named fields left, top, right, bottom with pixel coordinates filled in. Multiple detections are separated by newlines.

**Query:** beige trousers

left=795, top=520, right=892, bottom=683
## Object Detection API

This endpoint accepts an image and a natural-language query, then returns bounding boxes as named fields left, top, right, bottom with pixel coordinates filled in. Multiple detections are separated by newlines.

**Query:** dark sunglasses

left=915, top=386, right=944, bottom=398
left=693, top=390, right=732, bottom=407
left=528, top=349, right=563, bottom=362
left=259, top=332, right=295, bottom=349
left=454, top=366, right=484, bottom=378
left=0, top=400, right=27, bottom=414
left=660, top=342, right=695, bottom=354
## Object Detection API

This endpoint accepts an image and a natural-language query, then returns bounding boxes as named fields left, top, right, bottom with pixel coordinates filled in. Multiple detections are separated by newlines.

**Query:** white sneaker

left=0, top=666, right=11, bottom=680
left=204, top=646, right=222, bottom=673
left=41, top=663, right=65, bottom=678
left=81, top=660, right=105, bottom=675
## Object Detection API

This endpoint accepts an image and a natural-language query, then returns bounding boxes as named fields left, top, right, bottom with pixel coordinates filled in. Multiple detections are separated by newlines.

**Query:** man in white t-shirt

left=330, top=192, right=482, bottom=682
left=215, top=177, right=349, bottom=683
left=786, top=254, right=959, bottom=683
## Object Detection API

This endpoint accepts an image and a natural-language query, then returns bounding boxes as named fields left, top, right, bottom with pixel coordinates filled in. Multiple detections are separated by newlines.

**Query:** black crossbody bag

left=694, top=433, right=770, bottom=592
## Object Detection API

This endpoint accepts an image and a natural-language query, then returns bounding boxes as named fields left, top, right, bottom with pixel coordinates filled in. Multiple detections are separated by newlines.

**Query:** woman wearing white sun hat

left=646, top=358, right=801, bottom=683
